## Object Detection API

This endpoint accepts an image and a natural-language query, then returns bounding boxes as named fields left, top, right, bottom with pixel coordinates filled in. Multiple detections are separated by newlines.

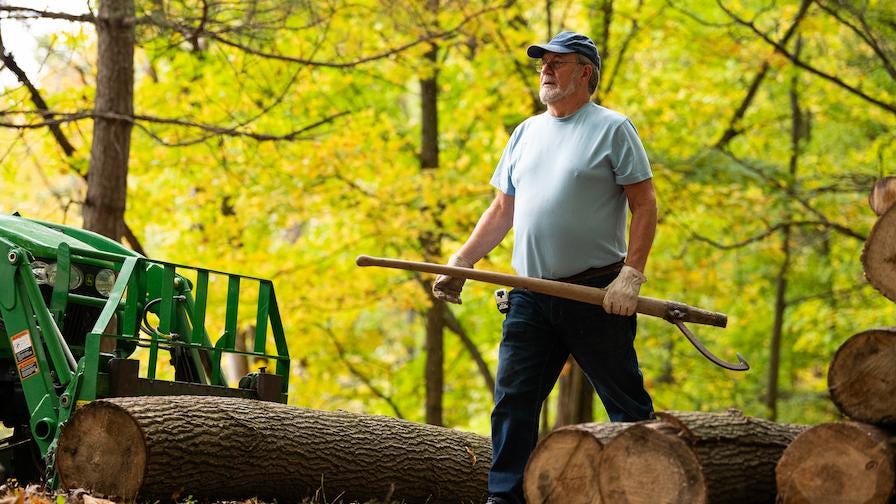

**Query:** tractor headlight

left=95, top=269, right=117, bottom=297
left=45, top=263, right=84, bottom=290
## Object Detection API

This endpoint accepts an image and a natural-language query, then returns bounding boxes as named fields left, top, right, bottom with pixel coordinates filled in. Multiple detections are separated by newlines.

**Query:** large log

left=597, top=410, right=805, bottom=504
left=523, top=422, right=632, bottom=504
left=862, top=204, right=896, bottom=302
left=828, top=328, right=896, bottom=425
left=776, top=422, right=896, bottom=504
left=56, top=396, right=490, bottom=503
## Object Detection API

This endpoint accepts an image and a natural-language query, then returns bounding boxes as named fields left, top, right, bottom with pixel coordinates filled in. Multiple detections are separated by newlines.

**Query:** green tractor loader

left=0, top=213, right=290, bottom=484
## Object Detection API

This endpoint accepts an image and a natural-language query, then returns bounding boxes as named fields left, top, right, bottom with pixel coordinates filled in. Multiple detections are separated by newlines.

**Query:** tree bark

left=828, top=328, right=896, bottom=425
left=56, top=396, right=490, bottom=503
left=775, top=422, right=896, bottom=504
left=425, top=302, right=445, bottom=425
left=767, top=223, right=790, bottom=420
left=598, top=410, right=805, bottom=504
left=419, top=0, right=444, bottom=427
left=524, top=422, right=631, bottom=504
left=862, top=205, right=896, bottom=302
left=82, top=0, right=135, bottom=240
left=553, top=359, right=594, bottom=428
left=225, top=325, right=252, bottom=385
left=767, top=53, right=804, bottom=420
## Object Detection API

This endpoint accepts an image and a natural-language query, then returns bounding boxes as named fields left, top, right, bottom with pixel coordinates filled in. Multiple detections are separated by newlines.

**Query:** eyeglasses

left=535, top=60, right=584, bottom=73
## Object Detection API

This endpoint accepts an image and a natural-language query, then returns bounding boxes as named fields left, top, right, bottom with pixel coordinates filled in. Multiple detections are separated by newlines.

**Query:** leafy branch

left=716, top=0, right=896, bottom=116
left=0, top=109, right=350, bottom=143
left=320, top=322, right=406, bottom=419
left=712, top=0, right=812, bottom=149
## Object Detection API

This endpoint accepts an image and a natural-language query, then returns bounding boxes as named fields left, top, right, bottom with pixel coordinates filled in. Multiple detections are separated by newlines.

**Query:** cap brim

left=526, top=43, right=575, bottom=59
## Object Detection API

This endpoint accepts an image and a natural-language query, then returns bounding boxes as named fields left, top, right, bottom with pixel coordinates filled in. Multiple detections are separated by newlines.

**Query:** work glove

left=432, top=254, right=474, bottom=304
left=602, top=265, right=646, bottom=316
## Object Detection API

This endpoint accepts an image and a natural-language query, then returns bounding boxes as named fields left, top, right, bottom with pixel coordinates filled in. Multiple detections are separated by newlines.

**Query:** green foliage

left=1, top=0, right=894, bottom=431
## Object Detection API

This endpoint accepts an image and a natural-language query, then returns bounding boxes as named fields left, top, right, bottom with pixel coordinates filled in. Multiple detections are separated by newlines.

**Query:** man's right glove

left=602, top=265, right=646, bottom=316
left=432, top=254, right=474, bottom=304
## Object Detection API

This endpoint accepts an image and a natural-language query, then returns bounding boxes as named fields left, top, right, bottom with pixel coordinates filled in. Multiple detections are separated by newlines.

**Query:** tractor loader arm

left=0, top=214, right=291, bottom=485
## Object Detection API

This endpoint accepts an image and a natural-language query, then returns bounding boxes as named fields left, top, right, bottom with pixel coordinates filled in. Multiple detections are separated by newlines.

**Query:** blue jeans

left=487, top=272, right=654, bottom=503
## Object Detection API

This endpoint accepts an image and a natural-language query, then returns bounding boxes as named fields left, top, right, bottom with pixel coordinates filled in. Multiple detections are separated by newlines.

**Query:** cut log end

left=523, top=430, right=602, bottom=504
left=828, top=328, right=896, bottom=425
left=869, top=177, right=896, bottom=217
left=862, top=204, right=896, bottom=302
left=776, top=422, right=896, bottom=504
left=56, top=401, right=147, bottom=500
left=598, top=424, right=705, bottom=504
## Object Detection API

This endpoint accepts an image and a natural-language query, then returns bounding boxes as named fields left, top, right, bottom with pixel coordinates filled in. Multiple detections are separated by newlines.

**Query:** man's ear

left=581, top=63, right=592, bottom=81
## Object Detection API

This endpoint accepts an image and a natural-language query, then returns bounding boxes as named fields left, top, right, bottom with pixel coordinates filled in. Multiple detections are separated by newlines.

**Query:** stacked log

left=523, top=421, right=631, bottom=504
left=776, top=422, right=895, bottom=503
left=523, top=410, right=804, bottom=504
left=599, top=410, right=803, bottom=504
left=775, top=185, right=896, bottom=503
left=868, top=176, right=896, bottom=217
left=775, top=328, right=896, bottom=504
left=56, top=396, right=490, bottom=503
left=828, top=328, right=896, bottom=426
left=862, top=200, right=896, bottom=301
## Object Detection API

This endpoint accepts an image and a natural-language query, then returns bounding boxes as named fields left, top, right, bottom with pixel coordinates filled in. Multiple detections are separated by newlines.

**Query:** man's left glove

left=432, top=254, right=474, bottom=304
left=602, top=265, right=646, bottom=316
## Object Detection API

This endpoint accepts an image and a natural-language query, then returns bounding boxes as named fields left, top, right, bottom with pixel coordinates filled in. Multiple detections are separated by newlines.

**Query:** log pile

left=775, top=328, right=896, bottom=503
left=774, top=185, right=896, bottom=503
left=523, top=410, right=804, bottom=504
left=56, top=396, right=490, bottom=503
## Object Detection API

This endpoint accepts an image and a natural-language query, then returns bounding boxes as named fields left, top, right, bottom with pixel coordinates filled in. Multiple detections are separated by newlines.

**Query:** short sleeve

left=490, top=124, right=527, bottom=196
left=610, top=119, right=652, bottom=185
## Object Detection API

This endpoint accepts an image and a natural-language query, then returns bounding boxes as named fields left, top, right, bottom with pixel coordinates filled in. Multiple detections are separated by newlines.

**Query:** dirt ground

left=0, top=482, right=399, bottom=504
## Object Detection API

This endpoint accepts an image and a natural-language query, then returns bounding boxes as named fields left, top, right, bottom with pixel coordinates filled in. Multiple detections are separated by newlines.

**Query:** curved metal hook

left=673, top=320, right=750, bottom=371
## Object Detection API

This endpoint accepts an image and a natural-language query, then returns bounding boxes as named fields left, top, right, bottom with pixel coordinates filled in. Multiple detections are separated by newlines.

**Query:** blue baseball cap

left=527, top=31, right=601, bottom=70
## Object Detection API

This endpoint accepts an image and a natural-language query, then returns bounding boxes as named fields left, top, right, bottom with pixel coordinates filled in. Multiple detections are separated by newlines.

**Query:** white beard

left=539, top=78, right=579, bottom=104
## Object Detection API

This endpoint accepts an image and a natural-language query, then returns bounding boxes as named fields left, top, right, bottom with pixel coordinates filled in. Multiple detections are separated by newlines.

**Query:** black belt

left=555, top=261, right=624, bottom=284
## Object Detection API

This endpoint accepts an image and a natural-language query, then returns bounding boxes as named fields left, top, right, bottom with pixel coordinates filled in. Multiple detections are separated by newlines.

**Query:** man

left=432, top=31, right=656, bottom=504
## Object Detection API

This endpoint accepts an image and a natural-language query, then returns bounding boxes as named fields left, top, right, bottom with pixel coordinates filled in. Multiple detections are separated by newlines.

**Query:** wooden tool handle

left=356, top=255, right=727, bottom=328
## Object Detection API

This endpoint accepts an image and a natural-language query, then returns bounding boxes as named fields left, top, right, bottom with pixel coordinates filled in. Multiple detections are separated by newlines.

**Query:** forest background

left=0, top=0, right=893, bottom=435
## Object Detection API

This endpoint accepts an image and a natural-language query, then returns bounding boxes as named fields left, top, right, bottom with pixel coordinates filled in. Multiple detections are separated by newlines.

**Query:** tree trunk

left=862, top=205, right=896, bottom=302
left=82, top=0, right=135, bottom=239
left=553, top=358, right=594, bottom=428
left=419, top=0, right=444, bottom=427
left=598, top=410, right=805, bottom=504
left=225, top=325, right=252, bottom=385
left=56, top=396, right=490, bottom=503
left=767, top=58, right=803, bottom=420
left=766, top=224, right=790, bottom=420
left=524, top=422, right=631, bottom=504
left=776, top=422, right=896, bottom=504
left=425, top=301, right=445, bottom=425
left=828, top=328, right=896, bottom=425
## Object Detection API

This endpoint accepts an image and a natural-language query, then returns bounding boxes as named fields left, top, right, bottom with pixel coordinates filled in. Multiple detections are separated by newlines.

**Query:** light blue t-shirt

left=490, top=103, right=652, bottom=279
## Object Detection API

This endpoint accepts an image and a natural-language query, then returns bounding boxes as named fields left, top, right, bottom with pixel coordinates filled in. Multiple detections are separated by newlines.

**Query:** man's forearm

left=457, top=193, right=514, bottom=263
left=625, top=203, right=657, bottom=273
